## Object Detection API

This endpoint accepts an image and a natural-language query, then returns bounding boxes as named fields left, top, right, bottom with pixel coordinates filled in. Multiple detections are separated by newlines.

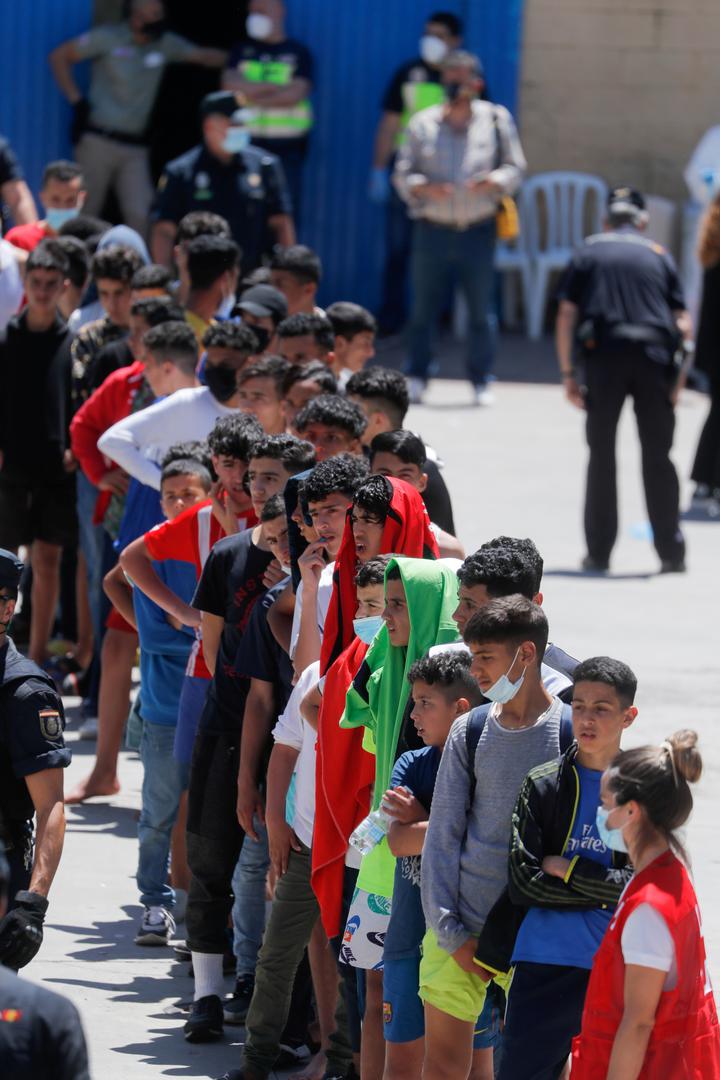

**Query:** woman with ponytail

left=572, top=730, right=720, bottom=1078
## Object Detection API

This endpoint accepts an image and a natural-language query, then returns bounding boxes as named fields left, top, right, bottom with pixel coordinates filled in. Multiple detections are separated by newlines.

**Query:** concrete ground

left=25, top=332, right=720, bottom=1078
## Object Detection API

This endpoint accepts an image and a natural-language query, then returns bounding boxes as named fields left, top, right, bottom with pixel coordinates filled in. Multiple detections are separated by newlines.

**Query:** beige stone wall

left=518, top=1, right=720, bottom=203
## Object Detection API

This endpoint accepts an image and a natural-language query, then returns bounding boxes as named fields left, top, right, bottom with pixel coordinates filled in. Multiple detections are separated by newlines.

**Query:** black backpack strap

left=465, top=705, right=492, bottom=803
left=559, top=703, right=574, bottom=752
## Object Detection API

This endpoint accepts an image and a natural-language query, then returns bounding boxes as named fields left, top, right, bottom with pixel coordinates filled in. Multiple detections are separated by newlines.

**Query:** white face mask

left=482, top=647, right=527, bottom=704
left=420, top=34, right=449, bottom=66
left=247, top=12, right=273, bottom=40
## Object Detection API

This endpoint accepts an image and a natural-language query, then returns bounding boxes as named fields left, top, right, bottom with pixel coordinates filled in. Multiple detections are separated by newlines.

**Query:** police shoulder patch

left=38, top=708, right=62, bottom=741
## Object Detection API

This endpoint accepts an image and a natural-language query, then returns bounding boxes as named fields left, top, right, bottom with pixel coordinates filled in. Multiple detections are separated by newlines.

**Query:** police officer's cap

left=0, top=549, right=23, bottom=593
left=236, top=284, right=288, bottom=324
left=607, top=186, right=646, bottom=215
left=200, top=91, right=250, bottom=125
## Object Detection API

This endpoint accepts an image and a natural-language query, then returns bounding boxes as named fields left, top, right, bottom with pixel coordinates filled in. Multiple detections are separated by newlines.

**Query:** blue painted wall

left=286, top=0, right=525, bottom=310
left=1, top=1, right=92, bottom=201
left=1, top=0, right=525, bottom=311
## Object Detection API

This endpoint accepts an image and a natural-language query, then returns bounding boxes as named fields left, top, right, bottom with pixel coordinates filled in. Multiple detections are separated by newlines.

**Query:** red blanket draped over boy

left=312, top=478, right=438, bottom=937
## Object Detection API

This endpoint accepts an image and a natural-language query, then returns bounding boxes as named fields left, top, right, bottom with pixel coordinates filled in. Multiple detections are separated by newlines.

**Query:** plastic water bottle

left=349, top=807, right=393, bottom=855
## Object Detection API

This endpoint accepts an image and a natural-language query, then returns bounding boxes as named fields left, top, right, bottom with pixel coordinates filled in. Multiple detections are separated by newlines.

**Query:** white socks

left=192, top=951, right=224, bottom=1001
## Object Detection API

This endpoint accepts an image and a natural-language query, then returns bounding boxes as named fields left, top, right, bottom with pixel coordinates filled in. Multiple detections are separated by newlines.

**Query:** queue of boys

left=2, top=170, right=719, bottom=1079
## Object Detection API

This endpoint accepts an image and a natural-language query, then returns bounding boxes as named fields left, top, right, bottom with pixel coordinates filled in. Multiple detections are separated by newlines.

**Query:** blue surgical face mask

left=482, top=647, right=526, bottom=704
left=353, top=615, right=384, bottom=645
left=46, top=205, right=80, bottom=231
left=222, top=126, right=251, bottom=154
left=595, top=805, right=628, bottom=853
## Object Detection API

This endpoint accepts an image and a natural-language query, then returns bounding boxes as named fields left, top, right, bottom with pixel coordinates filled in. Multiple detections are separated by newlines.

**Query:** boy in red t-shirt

left=119, top=414, right=262, bottom=767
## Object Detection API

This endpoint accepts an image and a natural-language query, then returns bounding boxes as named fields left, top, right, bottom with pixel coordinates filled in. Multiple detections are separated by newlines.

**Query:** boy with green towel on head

left=339, top=556, right=460, bottom=1077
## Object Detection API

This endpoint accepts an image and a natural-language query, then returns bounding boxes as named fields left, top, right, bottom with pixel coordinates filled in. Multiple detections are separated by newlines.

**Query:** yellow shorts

left=419, top=928, right=491, bottom=1024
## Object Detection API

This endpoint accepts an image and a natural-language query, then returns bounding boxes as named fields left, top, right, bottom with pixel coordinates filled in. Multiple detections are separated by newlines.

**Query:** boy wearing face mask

left=151, top=91, right=295, bottom=272
left=223, top=0, right=314, bottom=219
left=420, top=596, right=570, bottom=1080
left=481, top=656, right=636, bottom=1080
left=382, top=651, right=490, bottom=1080
left=5, top=160, right=86, bottom=253
left=98, top=321, right=259, bottom=490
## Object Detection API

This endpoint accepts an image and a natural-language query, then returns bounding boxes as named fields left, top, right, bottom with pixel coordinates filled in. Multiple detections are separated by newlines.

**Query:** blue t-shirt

left=384, top=745, right=441, bottom=961
left=512, top=765, right=612, bottom=970
left=133, top=543, right=197, bottom=727
left=114, top=477, right=163, bottom=552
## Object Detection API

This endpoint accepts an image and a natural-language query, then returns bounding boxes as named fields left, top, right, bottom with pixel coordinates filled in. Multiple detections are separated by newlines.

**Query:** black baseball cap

left=0, top=549, right=23, bottom=592
left=200, top=91, right=247, bottom=123
left=236, top=284, right=289, bottom=325
left=607, top=186, right=646, bottom=214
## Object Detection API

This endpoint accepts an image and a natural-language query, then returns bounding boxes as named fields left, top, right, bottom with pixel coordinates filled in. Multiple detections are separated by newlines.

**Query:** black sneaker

left=659, top=559, right=687, bottom=574
left=184, top=994, right=224, bottom=1042
left=223, top=973, right=255, bottom=1025
left=581, top=555, right=609, bottom=573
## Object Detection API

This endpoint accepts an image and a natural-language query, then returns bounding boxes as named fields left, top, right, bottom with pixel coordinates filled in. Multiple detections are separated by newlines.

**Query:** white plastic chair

left=495, top=184, right=533, bottom=331
left=452, top=186, right=533, bottom=338
left=525, top=172, right=608, bottom=339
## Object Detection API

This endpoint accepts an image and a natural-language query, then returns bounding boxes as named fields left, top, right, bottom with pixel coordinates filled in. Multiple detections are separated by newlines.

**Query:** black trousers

left=497, top=962, right=590, bottom=1080
left=691, top=378, right=720, bottom=488
left=583, top=348, right=685, bottom=564
left=185, top=729, right=245, bottom=954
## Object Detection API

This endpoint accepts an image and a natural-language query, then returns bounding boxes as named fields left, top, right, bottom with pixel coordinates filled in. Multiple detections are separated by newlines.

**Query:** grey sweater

left=421, top=698, right=564, bottom=954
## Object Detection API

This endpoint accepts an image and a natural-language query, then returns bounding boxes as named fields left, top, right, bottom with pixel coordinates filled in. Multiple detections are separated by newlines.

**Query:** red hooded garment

left=312, top=477, right=439, bottom=938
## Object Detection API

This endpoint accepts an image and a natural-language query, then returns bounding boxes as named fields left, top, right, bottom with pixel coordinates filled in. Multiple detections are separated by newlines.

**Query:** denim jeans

left=76, top=471, right=105, bottom=712
left=406, top=218, right=498, bottom=386
left=75, top=471, right=104, bottom=644
left=232, top=818, right=270, bottom=976
left=137, top=720, right=190, bottom=909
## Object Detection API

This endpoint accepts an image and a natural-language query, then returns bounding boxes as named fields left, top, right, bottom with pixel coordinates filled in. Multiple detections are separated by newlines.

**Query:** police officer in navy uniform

left=0, top=550, right=70, bottom=970
left=556, top=186, right=692, bottom=574
left=0, top=844, right=90, bottom=1079
left=150, top=91, right=295, bottom=274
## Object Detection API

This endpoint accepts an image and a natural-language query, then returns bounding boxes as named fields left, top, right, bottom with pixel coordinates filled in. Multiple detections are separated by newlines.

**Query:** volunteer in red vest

left=572, top=729, right=720, bottom=1079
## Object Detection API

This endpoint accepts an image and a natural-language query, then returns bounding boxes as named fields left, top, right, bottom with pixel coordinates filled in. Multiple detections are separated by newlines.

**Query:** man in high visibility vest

left=223, top=1, right=313, bottom=222
left=370, top=12, right=463, bottom=336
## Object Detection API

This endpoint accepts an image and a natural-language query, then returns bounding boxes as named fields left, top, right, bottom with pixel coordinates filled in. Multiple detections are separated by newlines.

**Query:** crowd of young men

left=0, top=161, right=649, bottom=1079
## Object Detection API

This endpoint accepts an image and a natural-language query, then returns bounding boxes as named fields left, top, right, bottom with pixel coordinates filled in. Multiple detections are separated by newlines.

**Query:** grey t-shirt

left=74, top=24, right=195, bottom=135
left=421, top=697, right=564, bottom=954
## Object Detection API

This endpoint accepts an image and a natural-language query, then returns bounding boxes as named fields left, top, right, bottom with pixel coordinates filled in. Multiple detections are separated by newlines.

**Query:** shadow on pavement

left=111, top=1026, right=244, bottom=1078
left=543, top=569, right=656, bottom=581
left=65, top=802, right=139, bottom=840
left=375, top=330, right=561, bottom=384
left=681, top=507, right=720, bottom=523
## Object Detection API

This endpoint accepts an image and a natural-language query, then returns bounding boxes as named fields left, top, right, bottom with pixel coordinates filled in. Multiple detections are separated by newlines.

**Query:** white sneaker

left=135, top=905, right=176, bottom=946
left=78, top=716, right=98, bottom=740
left=407, top=377, right=425, bottom=405
left=474, top=385, right=495, bottom=407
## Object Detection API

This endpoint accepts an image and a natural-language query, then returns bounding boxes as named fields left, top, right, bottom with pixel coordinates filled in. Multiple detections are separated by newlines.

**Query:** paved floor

left=25, top=334, right=720, bottom=1078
